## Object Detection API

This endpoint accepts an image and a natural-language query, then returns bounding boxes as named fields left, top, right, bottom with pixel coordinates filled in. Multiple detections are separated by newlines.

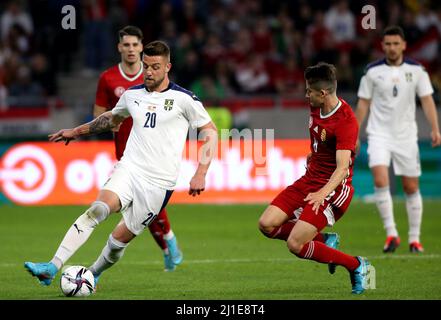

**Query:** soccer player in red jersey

left=94, top=26, right=183, bottom=271
left=258, top=62, right=375, bottom=294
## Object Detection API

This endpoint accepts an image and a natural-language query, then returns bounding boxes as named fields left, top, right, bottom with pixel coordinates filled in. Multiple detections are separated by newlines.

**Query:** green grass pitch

left=1, top=200, right=440, bottom=300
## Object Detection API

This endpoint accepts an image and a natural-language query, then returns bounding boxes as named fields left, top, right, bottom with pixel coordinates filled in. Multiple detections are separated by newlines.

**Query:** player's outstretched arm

left=354, top=98, right=371, bottom=155
left=420, top=95, right=441, bottom=147
left=48, top=111, right=125, bottom=145
left=189, top=121, right=218, bottom=196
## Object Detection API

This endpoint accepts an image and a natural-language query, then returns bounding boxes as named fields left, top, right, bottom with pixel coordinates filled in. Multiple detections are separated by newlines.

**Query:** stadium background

left=0, top=0, right=440, bottom=205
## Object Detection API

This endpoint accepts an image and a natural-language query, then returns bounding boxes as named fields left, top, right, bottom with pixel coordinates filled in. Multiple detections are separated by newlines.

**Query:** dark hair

left=304, top=62, right=337, bottom=93
left=143, top=40, right=171, bottom=61
left=118, top=25, right=143, bottom=42
left=382, top=25, right=405, bottom=40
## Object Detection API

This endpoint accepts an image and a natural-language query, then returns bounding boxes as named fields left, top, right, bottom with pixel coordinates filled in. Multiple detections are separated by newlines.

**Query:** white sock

left=406, top=190, right=423, bottom=243
left=89, top=234, right=128, bottom=276
left=374, top=186, right=398, bottom=237
left=51, top=201, right=110, bottom=269
left=163, top=230, right=175, bottom=241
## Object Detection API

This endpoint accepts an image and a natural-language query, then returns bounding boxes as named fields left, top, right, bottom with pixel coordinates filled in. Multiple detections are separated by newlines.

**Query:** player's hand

left=48, top=128, right=78, bottom=145
left=431, top=131, right=441, bottom=147
left=189, top=173, right=206, bottom=197
left=304, top=191, right=326, bottom=214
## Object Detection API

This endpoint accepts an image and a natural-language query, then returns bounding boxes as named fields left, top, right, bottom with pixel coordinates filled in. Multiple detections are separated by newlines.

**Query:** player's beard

left=145, top=75, right=165, bottom=91
left=308, top=98, right=322, bottom=108
left=386, top=51, right=401, bottom=64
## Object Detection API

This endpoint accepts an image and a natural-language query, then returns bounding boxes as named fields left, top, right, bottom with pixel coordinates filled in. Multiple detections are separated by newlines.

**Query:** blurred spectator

left=273, top=56, right=304, bottom=96
left=350, top=37, right=373, bottom=85
left=159, top=20, right=179, bottom=51
left=201, top=33, right=225, bottom=73
left=307, top=11, right=338, bottom=65
left=324, top=0, right=355, bottom=50
left=8, top=65, right=45, bottom=107
left=29, top=53, right=57, bottom=96
left=306, top=11, right=334, bottom=60
left=235, top=54, right=270, bottom=93
left=174, top=49, right=200, bottom=88
left=251, top=16, right=274, bottom=55
left=400, top=9, right=422, bottom=46
left=226, top=27, right=252, bottom=66
left=214, top=59, right=236, bottom=97
left=0, top=85, right=7, bottom=110
left=1, top=53, right=21, bottom=87
left=383, top=0, right=401, bottom=27
left=415, top=2, right=439, bottom=32
left=6, top=23, right=30, bottom=55
left=0, top=62, right=7, bottom=110
left=295, top=2, right=314, bottom=32
left=272, top=7, right=295, bottom=56
left=173, top=33, right=193, bottom=69
left=191, top=73, right=226, bottom=103
left=0, top=0, right=33, bottom=41
left=335, top=51, right=353, bottom=90
left=82, top=0, right=112, bottom=75
left=176, top=0, right=204, bottom=35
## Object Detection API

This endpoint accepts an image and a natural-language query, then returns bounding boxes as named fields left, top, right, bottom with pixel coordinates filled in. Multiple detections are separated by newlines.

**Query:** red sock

left=296, top=241, right=359, bottom=271
left=269, top=221, right=325, bottom=243
left=156, top=208, right=171, bottom=234
left=148, top=220, right=167, bottom=250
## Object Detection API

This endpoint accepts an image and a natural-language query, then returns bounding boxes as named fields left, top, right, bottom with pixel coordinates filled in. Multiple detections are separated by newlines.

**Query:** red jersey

left=95, top=63, right=143, bottom=160
left=305, top=99, right=358, bottom=186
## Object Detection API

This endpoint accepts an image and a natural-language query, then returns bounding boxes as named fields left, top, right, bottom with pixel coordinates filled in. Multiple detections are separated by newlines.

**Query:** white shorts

left=367, top=137, right=421, bottom=177
left=102, top=162, right=173, bottom=235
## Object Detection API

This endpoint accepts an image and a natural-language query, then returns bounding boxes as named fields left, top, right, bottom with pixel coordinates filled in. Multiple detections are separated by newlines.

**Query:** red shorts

left=271, top=177, right=354, bottom=231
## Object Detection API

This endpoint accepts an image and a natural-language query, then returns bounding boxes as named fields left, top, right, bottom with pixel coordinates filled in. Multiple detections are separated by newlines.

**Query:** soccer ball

left=60, top=265, right=95, bottom=297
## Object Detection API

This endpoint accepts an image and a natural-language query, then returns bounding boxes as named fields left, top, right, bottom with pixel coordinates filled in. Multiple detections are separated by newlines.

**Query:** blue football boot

left=165, top=236, right=183, bottom=265
left=350, top=256, right=375, bottom=294
left=24, top=261, right=58, bottom=286
left=323, top=232, right=340, bottom=274
left=163, top=252, right=176, bottom=272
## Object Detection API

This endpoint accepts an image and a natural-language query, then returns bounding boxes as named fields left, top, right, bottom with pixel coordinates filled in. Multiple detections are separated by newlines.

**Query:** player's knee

left=258, top=217, right=274, bottom=237
left=403, top=184, right=418, bottom=195
left=85, top=201, right=110, bottom=227
left=373, top=176, right=388, bottom=188
left=286, top=238, right=302, bottom=255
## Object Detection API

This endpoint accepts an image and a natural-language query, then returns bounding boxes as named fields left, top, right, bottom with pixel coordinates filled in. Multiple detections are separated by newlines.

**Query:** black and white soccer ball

left=60, top=265, right=95, bottom=297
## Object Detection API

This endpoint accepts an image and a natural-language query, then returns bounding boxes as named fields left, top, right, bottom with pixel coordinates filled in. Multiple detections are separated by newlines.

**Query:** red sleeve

left=95, top=73, right=110, bottom=108
left=335, top=117, right=358, bottom=152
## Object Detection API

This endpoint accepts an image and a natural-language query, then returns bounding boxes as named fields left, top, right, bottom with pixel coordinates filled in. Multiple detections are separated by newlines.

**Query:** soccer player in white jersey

left=24, top=41, right=218, bottom=289
left=356, top=26, right=441, bottom=253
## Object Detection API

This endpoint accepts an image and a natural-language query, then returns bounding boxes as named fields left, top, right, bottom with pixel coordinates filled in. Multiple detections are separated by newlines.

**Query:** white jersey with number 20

left=112, top=82, right=212, bottom=189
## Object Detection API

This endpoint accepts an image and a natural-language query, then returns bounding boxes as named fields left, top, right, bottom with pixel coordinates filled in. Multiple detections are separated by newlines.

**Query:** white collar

left=320, top=99, right=342, bottom=119
left=118, top=62, right=143, bottom=82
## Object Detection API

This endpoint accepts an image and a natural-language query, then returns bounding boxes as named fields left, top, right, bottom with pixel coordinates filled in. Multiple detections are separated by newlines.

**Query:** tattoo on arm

left=89, top=113, right=114, bottom=134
